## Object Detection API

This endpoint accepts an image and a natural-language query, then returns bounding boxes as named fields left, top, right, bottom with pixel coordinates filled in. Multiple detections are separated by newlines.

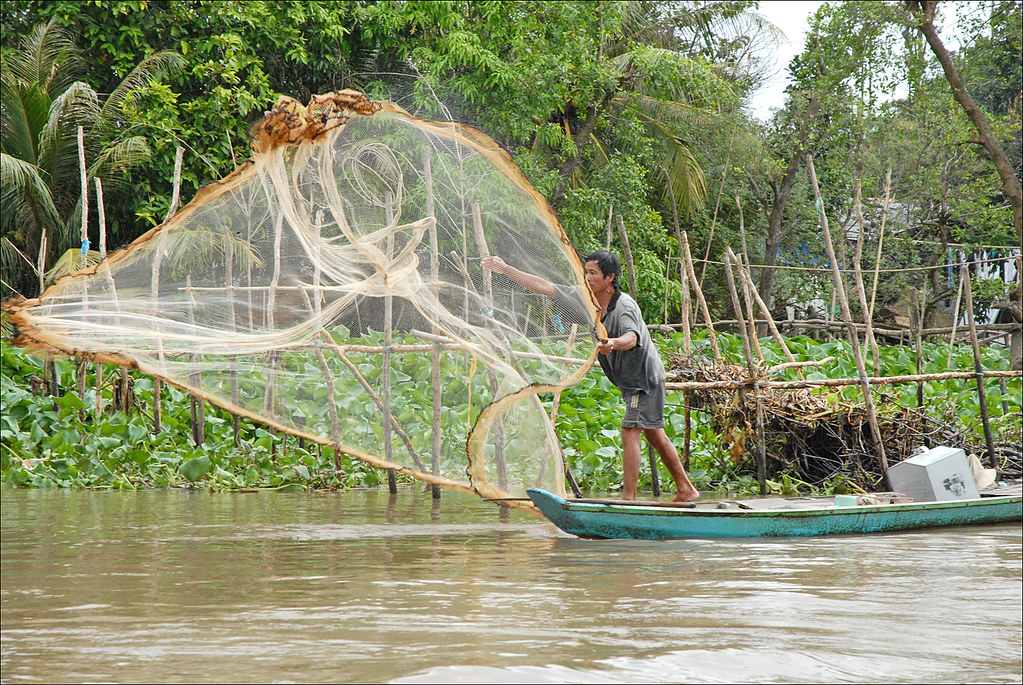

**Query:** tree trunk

left=552, top=94, right=614, bottom=206
left=906, top=0, right=1023, bottom=242
left=753, top=90, right=819, bottom=311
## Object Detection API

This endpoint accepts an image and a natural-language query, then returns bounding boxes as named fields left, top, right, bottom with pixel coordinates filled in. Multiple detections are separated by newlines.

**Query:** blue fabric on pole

left=80, top=238, right=90, bottom=255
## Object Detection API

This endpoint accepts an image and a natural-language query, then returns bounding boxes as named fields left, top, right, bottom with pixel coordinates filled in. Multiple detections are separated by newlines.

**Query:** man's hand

left=480, top=256, right=507, bottom=274
left=598, top=331, right=638, bottom=354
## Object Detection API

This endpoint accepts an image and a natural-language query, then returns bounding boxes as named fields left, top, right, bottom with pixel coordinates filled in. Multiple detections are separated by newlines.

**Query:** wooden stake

left=807, top=155, right=890, bottom=483
left=185, top=275, right=205, bottom=447
left=909, top=288, right=926, bottom=411
left=425, top=146, right=442, bottom=499
left=723, top=248, right=767, bottom=495
left=604, top=203, right=614, bottom=250
left=151, top=147, right=183, bottom=435
left=679, top=231, right=721, bottom=362
left=76, top=127, right=89, bottom=422
left=867, top=170, right=892, bottom=365
left=699, top=121, right=737, bottom=289
left=946, top=274, right=965, bottom=369
left=663, top=248, right=672, bottom=324
left=852, top=180, right=881, bottom=372
left=616, top=215, right=638, bottom=297
left=727, top=247, right=802, bottom=379
left=384, top=193, right=397, bottom=494
left=224, top=226, right=241, bottom=446
left=471, top=202, right=508, bottom=492
left=960, top=263, right=998, bottom=469
left=94, top=177, right=109, bottom=420
left=548, top=324, right=584, bottom=497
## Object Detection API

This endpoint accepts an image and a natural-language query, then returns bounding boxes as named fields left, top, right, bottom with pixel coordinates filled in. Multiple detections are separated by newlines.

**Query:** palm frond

left=100, top=50, right=184, bottom=124
left=0, top=152, right=62, bottom=231
left=5, top=19, right=82, bottom=99
left=91, top=136, right=151, bottom=177
left=37, top=81, right=100, bottom=167
left=628, top=112, right=707, bottom=217
left=46, top=247, right=103, bottom=283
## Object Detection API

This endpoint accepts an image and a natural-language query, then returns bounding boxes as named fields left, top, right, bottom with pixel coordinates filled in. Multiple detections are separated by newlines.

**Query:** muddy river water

left=1, top=486, right=1020, bottom=683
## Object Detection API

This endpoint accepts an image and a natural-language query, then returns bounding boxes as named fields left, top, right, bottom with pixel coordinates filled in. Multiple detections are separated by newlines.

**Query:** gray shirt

left=554, top=285, right=664, bottom=394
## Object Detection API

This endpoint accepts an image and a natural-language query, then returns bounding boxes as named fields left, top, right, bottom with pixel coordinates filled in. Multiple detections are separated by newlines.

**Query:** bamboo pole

left=471, top=203, right=508, bottom=492
left=961, top=263, right=998, bottom=469
left=734, top=191, right=762, bottom=345
left=852, top=180, right=881, bottom=372
left=38, top=229, right=58, bottom=397
left=425, top=146, right=442, bottom=499
left=723, top=248, right=767, bottom=495
left=77, top=127, right=89, bottom=273
left=679, top=231, right=721, bottom=362
left=737, top=254, right=764, bottom=362
left=727, top=248, right=803, bottom=379
left=866, top=170, right=892, bottom=349
left=807, top=155, right=889, bottom=481
left=699, top=121, right=737, bottom=289
left=616, top=215, right=638, bottom=298
left=680, top=258, right=692, bottom=355
left=151, top=147, right=184, bottom=434
left=663, top=167, right=692, bottom=350
left=224, top=226, right=241, bottom=446
left=185, top=274, right=205, bottom=446
left=384, top=193, right=397, bottom=494
left=549, top=324, right=584, bottom=497
left=946, top=274, right=965, bottom=369
left=76, top=127, right=89, bottom=421
left=94, top=177, right=108, bottom=419
left=662, top=248, right=672, bottom=324
left=909, top=288, right=926, bottom=411
left=307, top=213, right=342, bottom=458
left=604, top=203, right=614, bottom=250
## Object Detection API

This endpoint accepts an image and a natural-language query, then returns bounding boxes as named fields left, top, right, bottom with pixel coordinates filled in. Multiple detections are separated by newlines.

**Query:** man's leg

left=621, top=426, right=643, bottom=500
left=644, top=427, right=699, bottom=502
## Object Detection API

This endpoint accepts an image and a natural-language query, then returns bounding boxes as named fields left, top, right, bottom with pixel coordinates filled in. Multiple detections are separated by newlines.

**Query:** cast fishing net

left=6, top=91, right=603, bottom=506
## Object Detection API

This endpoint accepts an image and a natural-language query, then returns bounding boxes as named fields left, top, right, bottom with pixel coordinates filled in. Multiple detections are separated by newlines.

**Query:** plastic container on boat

left=887, top=446, right=980, bottom=503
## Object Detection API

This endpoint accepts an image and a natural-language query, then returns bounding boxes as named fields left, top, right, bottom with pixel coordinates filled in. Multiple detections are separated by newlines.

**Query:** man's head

left=584, top=250, right=621, bottom=295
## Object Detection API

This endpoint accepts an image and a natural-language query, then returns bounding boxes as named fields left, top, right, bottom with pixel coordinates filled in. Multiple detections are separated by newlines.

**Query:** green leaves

left=179, top=455, right=211, bottom=482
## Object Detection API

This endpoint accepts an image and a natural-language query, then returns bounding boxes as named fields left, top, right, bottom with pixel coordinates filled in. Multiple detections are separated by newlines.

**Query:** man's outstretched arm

left=480, top=256, right=557, bottom=298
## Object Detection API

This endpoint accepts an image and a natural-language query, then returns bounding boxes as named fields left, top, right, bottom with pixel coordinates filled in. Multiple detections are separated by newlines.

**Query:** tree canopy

left=1, top=0, right=1019, bottom=331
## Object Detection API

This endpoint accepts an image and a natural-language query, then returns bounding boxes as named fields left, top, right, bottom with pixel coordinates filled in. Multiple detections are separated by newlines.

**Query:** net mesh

left=6, top=91, right=603, bottom=507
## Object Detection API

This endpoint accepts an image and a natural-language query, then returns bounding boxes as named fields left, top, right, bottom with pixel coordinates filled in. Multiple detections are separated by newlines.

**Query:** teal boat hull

left=526, top=488, right=1023, bottom=540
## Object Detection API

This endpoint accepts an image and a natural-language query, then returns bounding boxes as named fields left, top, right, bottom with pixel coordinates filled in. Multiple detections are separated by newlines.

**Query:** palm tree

left=1, top=19, right=181, bottom=297
left=553, top=0, right=780, bottom=219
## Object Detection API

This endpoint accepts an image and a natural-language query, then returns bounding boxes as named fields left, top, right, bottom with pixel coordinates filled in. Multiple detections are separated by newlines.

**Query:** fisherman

left=482, top=250, right=699, bottom=502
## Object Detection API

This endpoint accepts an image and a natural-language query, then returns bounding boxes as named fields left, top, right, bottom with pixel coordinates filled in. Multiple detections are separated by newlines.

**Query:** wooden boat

left=526, top=486, right=1023, bottom=540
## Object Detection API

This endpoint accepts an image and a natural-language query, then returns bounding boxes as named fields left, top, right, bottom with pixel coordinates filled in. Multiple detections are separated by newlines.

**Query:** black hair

left=584, top=250, right=621, bottom=291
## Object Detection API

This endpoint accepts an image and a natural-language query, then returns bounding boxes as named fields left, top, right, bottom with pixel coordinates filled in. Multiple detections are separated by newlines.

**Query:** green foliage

left=0, top=342, right=388, bottom=490
left=0, top=18, right=181, bottom=298
left=3, top=326, right=1019, bottom=497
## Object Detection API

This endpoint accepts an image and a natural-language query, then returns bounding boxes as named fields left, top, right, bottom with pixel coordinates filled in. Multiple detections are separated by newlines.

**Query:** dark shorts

left=621, top=386, right=665, bottom=429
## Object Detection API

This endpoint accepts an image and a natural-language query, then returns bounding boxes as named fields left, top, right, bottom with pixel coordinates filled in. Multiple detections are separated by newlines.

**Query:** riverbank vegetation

left=3, top=330, right=1018, bottom=496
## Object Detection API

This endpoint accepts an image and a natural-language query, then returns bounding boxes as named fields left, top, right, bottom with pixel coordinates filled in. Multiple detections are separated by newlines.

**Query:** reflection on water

left=1, top=486, right=1020, bottom=684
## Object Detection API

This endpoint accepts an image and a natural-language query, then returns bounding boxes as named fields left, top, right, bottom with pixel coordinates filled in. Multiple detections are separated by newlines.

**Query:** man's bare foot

left=673, top=487, right=699, bottom=503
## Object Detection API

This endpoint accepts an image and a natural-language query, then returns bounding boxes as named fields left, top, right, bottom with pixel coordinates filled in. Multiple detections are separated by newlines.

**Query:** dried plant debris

left=664, top=354, right=1021, bottom=491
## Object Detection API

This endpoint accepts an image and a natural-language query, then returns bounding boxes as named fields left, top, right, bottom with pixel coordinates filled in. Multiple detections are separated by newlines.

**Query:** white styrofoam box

left=887, top=446, right=980, bottom=502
